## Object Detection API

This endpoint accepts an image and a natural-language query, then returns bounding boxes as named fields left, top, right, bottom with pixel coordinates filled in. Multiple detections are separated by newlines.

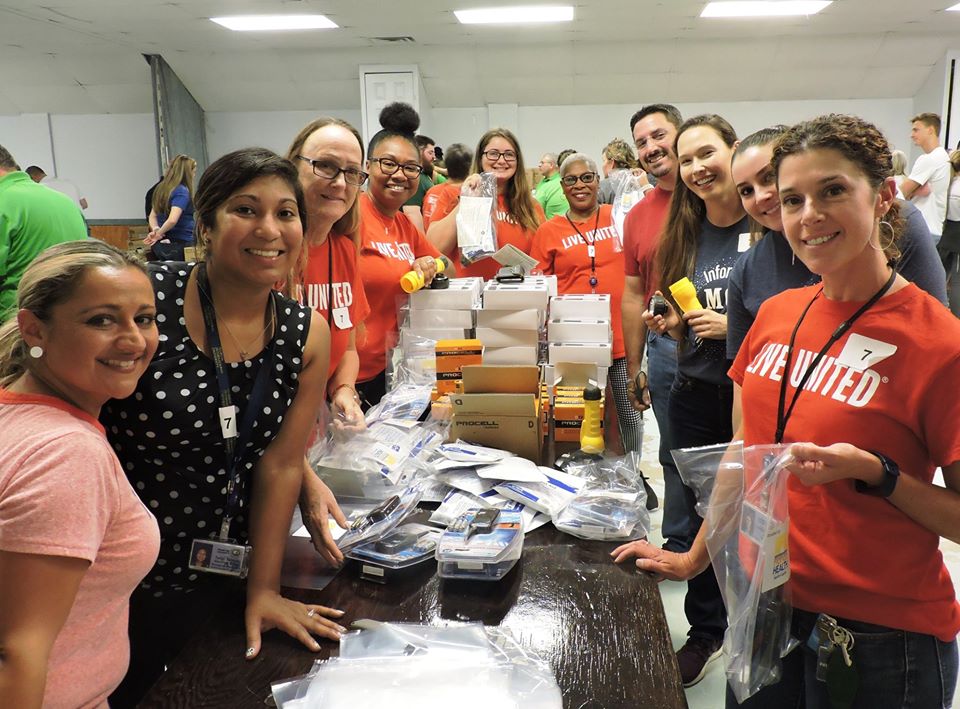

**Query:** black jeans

left=668, top=373, right=733, bottom=643
left=728, top=609, right=959, bottom=708
left=356, top=369, right=387, bottom=412
left=150, top=240, right=189, bottom=261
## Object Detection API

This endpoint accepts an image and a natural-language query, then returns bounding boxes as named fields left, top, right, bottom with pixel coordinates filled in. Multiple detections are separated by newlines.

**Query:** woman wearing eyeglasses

left=529, top=156, right=652, bottom=491
left=355, top=104, right=441, bottom=407
left=287, top=118, right=371, bottom=427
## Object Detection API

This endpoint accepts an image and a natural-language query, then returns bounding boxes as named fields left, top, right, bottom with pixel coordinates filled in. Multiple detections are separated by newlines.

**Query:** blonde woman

left=145, top=154, right=197, bottom=261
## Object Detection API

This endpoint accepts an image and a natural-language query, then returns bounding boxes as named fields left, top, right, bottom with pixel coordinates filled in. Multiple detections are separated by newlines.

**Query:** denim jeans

left=728, top=609, right=959, bottom=708
left=150, top=240, right=188, bottom=261
left=668, top=372, right=733, bottom=642
left=646, top=332, right=686, bottom=548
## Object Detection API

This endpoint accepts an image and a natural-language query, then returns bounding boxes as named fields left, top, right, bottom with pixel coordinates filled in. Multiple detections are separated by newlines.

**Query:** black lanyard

left=195, top=263, right=279, bottom=540
left=774, top=269, right=897, bottom=443
left=326, top=236, right=334, bottom=330
left=565, top=209, right=602, bottom=293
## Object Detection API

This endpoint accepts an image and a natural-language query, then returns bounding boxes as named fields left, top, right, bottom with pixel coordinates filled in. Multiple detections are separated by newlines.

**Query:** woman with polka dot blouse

left=101, top=148, right=343, bottom=708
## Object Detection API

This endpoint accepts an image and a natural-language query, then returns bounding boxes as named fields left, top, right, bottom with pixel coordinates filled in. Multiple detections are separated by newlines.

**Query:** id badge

left=332, top=306, right=352, bottom=329
left=189, top=538, right=251, bottom=578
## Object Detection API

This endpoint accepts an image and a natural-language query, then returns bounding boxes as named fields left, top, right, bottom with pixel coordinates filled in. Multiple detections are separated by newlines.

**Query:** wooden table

left=140, top=522, right=687, bottom=708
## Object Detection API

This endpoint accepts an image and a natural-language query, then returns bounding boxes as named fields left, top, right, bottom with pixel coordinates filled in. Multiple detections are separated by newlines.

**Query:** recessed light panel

left=210, top=15, right=338, bottom=31
left=701, top=1, right=832, bottom=18
left=455, top=5, right=574, bottom=24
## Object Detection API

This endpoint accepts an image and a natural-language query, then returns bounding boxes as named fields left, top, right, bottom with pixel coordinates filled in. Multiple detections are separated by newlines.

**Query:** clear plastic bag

left=610, top=171, right=649, bottom=252
left=456, top=173, right=498, bottom=265
left=552, top=452, right=650, bottom=541
left=672, top=441, right=744, bottom=517
left=270, top=622, right=562, bottom=709
left=335, top=481, right=423, bottom=554
left=679, top=443, right=798, bottom=704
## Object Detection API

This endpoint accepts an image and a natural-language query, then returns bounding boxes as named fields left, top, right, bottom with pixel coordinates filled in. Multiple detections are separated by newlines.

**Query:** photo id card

left=189, top=538, right=251, bottom=578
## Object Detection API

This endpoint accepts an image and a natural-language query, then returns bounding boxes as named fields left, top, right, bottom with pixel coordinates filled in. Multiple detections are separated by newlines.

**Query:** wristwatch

left=854, top=451, right=900, bottom=498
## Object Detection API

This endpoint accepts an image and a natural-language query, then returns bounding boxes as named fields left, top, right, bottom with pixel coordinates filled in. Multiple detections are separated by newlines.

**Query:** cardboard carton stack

left=476, top=276, right=556, bottom=365
left=547, top=294, right=613, bottom=369
left=403, top=277, right=483, bottom=346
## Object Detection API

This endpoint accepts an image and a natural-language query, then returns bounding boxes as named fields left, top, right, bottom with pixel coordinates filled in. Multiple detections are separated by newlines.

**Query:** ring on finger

left=306, top=608, right=316, bottom=618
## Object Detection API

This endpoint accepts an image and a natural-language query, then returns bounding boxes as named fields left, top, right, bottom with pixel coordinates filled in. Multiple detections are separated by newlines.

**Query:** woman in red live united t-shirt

left=287, top=117, right=371, bottom=428
left=529, top=152, right=644, bottom=461
left=616, top=115, right=960, bottom=708
left=423, top=129, right=543, bottom=280
left=355, top=104, right=441, bottom=407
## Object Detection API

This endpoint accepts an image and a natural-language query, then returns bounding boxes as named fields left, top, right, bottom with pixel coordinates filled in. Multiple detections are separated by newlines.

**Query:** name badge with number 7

left=836, top=333, right=898, bottom=372
left=219, top=405, right=238, bottom=439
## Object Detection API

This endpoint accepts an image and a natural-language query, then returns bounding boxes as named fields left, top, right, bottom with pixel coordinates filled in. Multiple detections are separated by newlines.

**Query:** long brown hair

left=472, top=128, right=542, bottom=233
left=658, top=114, right=739, bottom=299
left=151, top=154, right=196, bottom=216
left=286, top=116, right=364, bottom=249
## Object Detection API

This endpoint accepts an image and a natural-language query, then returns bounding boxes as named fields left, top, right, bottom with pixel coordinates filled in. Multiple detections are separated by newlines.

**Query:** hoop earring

left=874, top=220, right=895, bottom=253
left=29, top=345, right=44, bottom=359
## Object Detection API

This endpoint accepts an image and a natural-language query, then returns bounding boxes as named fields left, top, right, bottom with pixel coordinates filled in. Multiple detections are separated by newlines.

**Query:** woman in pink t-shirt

left=0, top=240, right=161, bottom=708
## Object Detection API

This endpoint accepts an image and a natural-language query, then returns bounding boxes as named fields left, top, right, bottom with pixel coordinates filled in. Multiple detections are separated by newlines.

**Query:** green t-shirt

left=0, top=171, right=87, bottom=320
left=534, top=172, right=569, bottom=220
left=404, top=173, right=435, bottom=209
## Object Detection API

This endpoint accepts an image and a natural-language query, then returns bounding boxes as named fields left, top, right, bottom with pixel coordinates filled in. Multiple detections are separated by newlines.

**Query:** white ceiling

left=1, top=0, right=959, bottom=114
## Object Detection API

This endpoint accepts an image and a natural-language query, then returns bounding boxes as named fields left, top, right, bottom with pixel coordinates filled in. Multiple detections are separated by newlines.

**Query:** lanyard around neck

left=565, top=208, right=602, bottom=292
left=195, top=262, right=279, bottom=540
left=774, top=269, right=897, bottom=444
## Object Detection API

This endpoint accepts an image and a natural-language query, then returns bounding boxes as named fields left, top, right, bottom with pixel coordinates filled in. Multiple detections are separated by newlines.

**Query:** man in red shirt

left=621, top=104, right=725, bottom=686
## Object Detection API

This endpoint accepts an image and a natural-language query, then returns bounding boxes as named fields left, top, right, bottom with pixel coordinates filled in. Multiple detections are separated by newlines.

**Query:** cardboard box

left=451, top=365, right=542, bottom=462
left=547, top=319, right=612, bottom=344
left=553, top=395, right=605, bottom=442
left=409, top=277, right=483, bottom=310
left=403, top=328, right=472, bottom=348
left=435, top=339, right=483, bottom=395
left=482, top=346, right=538, bottom=365
left=475, top=327, right=539, bottom=348
left=550, top=294, right=611, bottom=320
left=543, top=362, right=608, bottom=390
left=548, top=342, right=613, bottom=367
left=409, top=308, right=476, bottom=329
left=475, top=308, right=542, bottom=330
left=481, top=278, right=552, bottom=310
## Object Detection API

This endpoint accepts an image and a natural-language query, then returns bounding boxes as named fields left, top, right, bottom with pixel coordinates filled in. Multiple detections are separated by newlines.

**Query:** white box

left=476, top=308, right=542, bottom=330
left=475, top=327, right=539, bottom=348
left=543, top=362, right=608, bottom=390
left=547, top=319, right=612, bottom=344
left=548, top=342, right=613, bottom=368
left=483, top=346, right=539, bottom=365
left=409, top=308, right=476, bottom=329
left=402, top=328, right=470, bottom=349
left=482, top=279, right=550, bottom=311
left=409, top=277, right=483, bottom=310
left=550, top=294, right=611, bottom=320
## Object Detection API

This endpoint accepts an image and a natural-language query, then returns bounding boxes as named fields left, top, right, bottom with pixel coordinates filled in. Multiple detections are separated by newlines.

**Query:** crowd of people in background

left=1, top=100, right=959, bottom=709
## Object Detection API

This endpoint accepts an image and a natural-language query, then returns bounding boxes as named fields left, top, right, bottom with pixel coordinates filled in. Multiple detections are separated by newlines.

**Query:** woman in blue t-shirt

left=145, top=154, right=197, bottom=260
left=643, top=113, right=748, bottom=686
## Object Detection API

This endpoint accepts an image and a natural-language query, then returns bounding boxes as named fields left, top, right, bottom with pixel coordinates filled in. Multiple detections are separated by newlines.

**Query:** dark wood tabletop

left=140, top=520, right=687, bottom=709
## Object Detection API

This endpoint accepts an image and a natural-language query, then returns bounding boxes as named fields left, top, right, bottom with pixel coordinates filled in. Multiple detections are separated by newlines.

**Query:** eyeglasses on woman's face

left=369, top=157, right=423, bottom=179
left=482, top=149, right=518, bottom=164
left=560, top=172, right=599, bottom=187
left=297, top=156, right=369, bottom=186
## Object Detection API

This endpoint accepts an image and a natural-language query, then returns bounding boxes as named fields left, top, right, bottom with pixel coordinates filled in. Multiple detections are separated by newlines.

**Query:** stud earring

left=29, top=345, right=44, bottom=359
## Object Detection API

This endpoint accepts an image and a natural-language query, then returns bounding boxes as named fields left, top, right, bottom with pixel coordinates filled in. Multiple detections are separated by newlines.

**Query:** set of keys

left=810, top=613, right=859, bottom=707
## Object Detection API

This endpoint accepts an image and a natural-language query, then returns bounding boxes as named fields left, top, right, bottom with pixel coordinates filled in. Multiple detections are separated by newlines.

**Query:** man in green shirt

left=0, top=144, right=87, bottom=320
left=533, top=152, right=569, bottom=219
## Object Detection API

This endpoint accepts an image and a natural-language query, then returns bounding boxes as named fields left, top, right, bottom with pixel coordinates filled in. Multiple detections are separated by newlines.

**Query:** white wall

left=911, top=53, right=951, bottom=162
left=205, top=109, right=363, bottom=162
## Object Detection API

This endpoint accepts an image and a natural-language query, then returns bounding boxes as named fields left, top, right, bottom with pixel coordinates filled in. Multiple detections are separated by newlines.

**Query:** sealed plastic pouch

left=456, top=173, right=498, bottom=265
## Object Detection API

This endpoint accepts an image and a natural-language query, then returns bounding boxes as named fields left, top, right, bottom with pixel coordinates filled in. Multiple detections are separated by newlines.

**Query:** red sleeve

left=621, top=205, right=642, bottom=277
left=529, top=221, right=557, bottom=275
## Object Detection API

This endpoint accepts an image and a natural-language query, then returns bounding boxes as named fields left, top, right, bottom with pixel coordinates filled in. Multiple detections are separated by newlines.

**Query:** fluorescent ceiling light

left=210, top=15, right=338, bottom=31
left=701, top=1, right=832, bottom=18
left=455, top=5, right=574, bottom=24
left=947, top=2, right=960, bottom=10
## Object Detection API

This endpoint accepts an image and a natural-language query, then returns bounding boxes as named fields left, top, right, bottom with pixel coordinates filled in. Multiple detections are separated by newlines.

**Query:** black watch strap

left=854, top=451, right=900, bottom=498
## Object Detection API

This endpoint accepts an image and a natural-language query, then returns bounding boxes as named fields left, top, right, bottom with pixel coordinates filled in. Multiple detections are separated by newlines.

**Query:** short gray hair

left=559, top=153, right=598, bottom=176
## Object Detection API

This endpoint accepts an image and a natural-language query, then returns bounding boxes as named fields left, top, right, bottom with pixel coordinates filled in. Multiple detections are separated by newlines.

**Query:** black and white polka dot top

left=101, top=262, right=311, bottom=595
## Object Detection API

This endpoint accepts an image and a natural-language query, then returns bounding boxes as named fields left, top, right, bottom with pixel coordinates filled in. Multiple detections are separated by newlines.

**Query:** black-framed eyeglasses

left=369, top=157, right=423, bottom=178
left=561, top=172, right=599, bottom=187
left=297, top=156, right=368, bottom=186
left=483, top=149, right=518, bottom=163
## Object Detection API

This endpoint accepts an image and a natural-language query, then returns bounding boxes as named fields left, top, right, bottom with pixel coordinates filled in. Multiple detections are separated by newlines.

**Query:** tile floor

left=636, top=412, right=960, bottom=709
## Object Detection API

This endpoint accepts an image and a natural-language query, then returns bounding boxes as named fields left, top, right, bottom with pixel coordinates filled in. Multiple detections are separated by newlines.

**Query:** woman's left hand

left=787, top=442, right=883, bottom=487
left=683, top=309, right=727, bottom=339
left=244, top=588, right=346, bottom=659
left=329, top=385, right=366, bottom=434
left=298, top=469, right=347, bottom=565
left=413, top=255, right=438, bottom=285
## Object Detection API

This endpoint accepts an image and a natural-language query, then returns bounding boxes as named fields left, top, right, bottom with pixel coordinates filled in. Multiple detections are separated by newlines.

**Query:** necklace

left=196, top=279, right=275, bottom=362
left=565, top=207, right=603, bottom=293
